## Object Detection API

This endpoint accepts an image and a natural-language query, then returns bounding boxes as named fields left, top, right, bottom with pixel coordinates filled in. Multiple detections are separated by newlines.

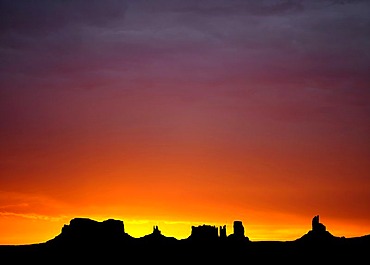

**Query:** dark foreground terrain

left=1, top=215, right=369, bottom=263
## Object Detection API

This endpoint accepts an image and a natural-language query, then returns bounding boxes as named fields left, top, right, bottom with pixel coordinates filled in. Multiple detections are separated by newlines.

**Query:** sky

left=0, top=0, right=370, bottom=245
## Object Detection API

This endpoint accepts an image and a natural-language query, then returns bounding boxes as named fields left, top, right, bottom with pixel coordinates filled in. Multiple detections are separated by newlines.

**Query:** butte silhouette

left=0, top=215, right=369, bottom=264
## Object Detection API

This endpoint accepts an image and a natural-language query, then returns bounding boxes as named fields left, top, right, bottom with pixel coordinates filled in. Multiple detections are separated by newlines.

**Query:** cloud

left=1, top=0, right=369, bottom=87
left=0, top=0, right=128, bottom=35
left=0, top=211, right=66, bottom=222
left=0, top=0, right=369, bottom=128
left=0, top=191, right=68, bottom=218
left=171, top=0, right=304, bottom=17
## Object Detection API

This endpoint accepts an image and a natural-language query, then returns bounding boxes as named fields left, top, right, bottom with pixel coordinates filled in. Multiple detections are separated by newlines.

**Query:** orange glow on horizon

left=1, top=211, right=370, bottom=245
left=1, top=138, right=370, bottom=245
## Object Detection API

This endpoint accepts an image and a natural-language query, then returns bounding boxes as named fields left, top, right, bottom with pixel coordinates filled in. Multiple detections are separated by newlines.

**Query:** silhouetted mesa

left=49, top=217, right=131, bottom=245
left=1, top=215, right=369, bottom=263
left=188, top=224, right=219, bottom=241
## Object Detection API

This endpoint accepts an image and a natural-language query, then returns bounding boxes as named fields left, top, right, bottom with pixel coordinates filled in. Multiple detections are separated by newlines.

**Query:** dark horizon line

left=2, top=214, right=370, bottom=246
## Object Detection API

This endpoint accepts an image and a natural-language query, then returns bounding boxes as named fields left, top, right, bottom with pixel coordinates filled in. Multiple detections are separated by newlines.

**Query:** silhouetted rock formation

left=298, top=215, right=336, bottom=242
left=228, top=220, right=249, bottom=242
left=1, top=215, right=369, bottom=264
left=141, top=225, right=162, bottom=239
left=188, top=224, right=219, bottom=241
left=49, top=217, right=131, bottom=245
left=153, top=225, right=161, bottom=235
left=140, top=225, right=176, bottom=244
left=219, top=225, right=227, bottom=239
left=234, top=221, right=245, bottom=237
left=312, top=215, right=326, bottom=232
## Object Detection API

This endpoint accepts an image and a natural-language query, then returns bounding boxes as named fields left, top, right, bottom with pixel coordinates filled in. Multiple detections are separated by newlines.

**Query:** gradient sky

left=1, top=0, right=370, bottom=245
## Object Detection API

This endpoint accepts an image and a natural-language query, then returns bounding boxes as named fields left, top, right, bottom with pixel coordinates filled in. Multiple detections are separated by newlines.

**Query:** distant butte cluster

left=51, top=215, right=338, bottom=244
left=188, top=220, right=248, bottom=241
left=1, top=214, right=370, bottom=263
left=55, top=218, right=249, bottom=243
